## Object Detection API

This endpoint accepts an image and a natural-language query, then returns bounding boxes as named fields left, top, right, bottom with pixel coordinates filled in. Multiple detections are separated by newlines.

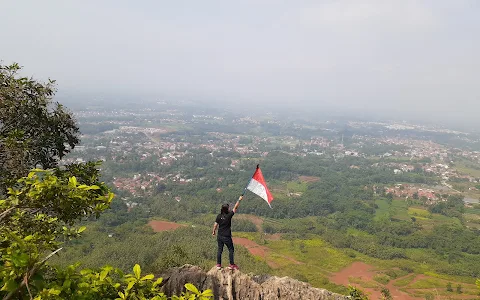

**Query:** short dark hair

left=221, top=204, right=229, bottom=214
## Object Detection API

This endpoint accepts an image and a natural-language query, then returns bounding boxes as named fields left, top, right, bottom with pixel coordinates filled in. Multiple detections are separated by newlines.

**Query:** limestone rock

left=160, top=264, right=350, bottom=300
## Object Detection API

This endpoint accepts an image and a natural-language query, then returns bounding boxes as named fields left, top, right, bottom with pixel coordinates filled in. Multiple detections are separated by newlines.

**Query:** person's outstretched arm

left=232, top=195, right=243, bottom=213
left=212, top=222, right=218, bottom=236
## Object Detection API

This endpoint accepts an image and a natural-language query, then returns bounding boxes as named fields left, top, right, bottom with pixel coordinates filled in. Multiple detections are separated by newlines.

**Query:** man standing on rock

left=212, top=195, right=243, bottom=270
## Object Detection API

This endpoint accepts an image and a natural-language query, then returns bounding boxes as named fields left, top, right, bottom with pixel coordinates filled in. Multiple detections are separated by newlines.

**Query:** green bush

left=348, top=286, right=369, bottom=300
left=374, top=274, right=391, bottom=285
left=0, top=171, right=210, bottom=300
left=232, top=219, right=257, bottom=232
left=36, top=264, right=212, bottom=300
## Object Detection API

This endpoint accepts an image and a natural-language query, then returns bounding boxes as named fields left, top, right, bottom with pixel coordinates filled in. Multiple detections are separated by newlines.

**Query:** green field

left=228, top=192, right=480, bottom=298
left=286, top=181, right=308, bottom=193
left=393, top=274, right=415, bottom=287
left=374, top=199, right=390, bottom=219
left=233, top=230, right=480, bottom=298
left=455, top=159, right=480, bottom=177
left=408, top=207, right=431, bottom=219
left=232, top=228, right=479, bottom=299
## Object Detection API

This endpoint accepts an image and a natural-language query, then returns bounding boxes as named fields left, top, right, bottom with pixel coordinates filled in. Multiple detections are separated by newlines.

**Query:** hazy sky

left=1, top=1, right=479, bottom=124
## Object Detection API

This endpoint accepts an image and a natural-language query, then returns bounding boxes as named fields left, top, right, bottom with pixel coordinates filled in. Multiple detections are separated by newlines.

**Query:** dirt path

left=387, top=274, right=422, bottom=300
left=402, top=274, right=478, bottom=300
left=233, top=237, right=269, bottom=258
left=232, top=237, right=302, bottom=269
left=330, top=262, right=422, bottom=300
left=299, top=175, right=321, bottom=182
left=148, top=220, right=186, bottom=232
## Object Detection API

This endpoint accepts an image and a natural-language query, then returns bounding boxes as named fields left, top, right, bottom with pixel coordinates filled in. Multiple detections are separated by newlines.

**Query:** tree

left=386, top=193, right=394, bottom=203
left=0, top=64, right=209, bottom=299
left=35, top=263, right=213, bottom=299
left=348, top=285, right=369, bottom=300
left=456, top=284, right=462, bottom=294
left=424, top=293, right=434, bottom=300
left=0, top=63, right=79, bottom=190
left=381, top=287, right=392, bottom=300
left=0, top=168, right=114, bottom=298
left=446, top=282, right=453, bottom=292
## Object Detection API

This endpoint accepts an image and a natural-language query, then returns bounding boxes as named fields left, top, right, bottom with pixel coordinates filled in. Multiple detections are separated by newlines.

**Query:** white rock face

left=160, top=265, right=350, bottom=300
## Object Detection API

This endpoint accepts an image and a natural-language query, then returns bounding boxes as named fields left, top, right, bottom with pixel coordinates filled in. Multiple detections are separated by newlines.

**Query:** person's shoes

left=227, top=264, right=239, bottom=270
left=216, top=264, right=222, bottom=270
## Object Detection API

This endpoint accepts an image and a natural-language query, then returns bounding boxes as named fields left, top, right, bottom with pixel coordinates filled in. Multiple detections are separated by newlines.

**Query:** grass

left=358, top=280, right=381, bottom=289
left=465, top=207, right=480, bottom=214
left=258, top=236, right=360, bottom=295
left=408, top=207, right=432, bottom=219
left=423, top=271, right=478, bottom=285
left=286, top=181, right=308, bottom=193
left=374, top=199, right=391, bottom=219
left=232, top=216, right=480, bottom=297
left=373, top=274, right=390, bottom=285
left=390, top=199, right=411, bottom=220
left=383, top=268, right=409, bottom=279
left=266, top=252, right=350, bottom=295
left=235, top=231, right=265, bottom=244
left=267, top=238, right=354, bottom=273
left=393, top=274, right=416, bottom=287
left=454, top=159, right=480, bottom=177
left=409, top=277, right=446, bottom=289
left=264, top=235, right=478, bottom=295
left=430, top=213, right=462, bottom=226
left=252, top=235, right=479, bottom=298
left=346, top=228, right=374, bottom=238
left=464, top=213, right=480, bottom=222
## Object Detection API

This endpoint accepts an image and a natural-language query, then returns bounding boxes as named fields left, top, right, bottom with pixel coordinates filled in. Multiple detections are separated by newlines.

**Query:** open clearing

left=330, top=262, right=478, bottom=300
left=233, top=237, right=269, bottom=258
left=233, top=237, right=302, bottom=269
left=298, top=175, right=321, bottom=183
left=331, top=262, right=420, bottom=300
left=148, top=220, right=186, bottom=232
left=147, top=217, right=478, bottom=298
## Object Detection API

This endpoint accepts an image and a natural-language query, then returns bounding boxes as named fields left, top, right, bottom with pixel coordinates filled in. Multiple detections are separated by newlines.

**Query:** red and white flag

left=246, top=165, right=274, bottom=207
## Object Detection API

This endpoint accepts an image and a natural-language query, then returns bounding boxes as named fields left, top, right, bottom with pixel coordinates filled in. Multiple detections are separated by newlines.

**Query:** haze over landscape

left=1, top=0, right=479, bottom=126
left=3, top=2, right=480, bottom=300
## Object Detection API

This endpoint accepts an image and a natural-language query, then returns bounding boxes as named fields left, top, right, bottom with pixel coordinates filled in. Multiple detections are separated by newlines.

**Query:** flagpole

left=242, top=164, right=259, bottom=196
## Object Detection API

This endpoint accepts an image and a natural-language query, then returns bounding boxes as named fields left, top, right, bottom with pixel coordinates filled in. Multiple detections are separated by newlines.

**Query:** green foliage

left=34, top=264, right=212, bottom=300
left=393, top=274, right=415, bottom=287
left=428, top=195, right=465, bottom=218
left=0, top=63, right=80, bottom=189
left=424, top=292, right=435, bottom=300
left=231, top=219, right=257, bottom=232
left=51, top=226, right=271, bottom=276
left=373, top=274, right=390, bottom=285
left=380, top=287, right=392, bottom=300
left=0, top=169, right=113, bottom=299
left=348, top=285, right=369, bottom=300
left=0, top=170, right=209, bottom=300
left=11, top=92, right=476, bottom=296
left=383, top=269, right=408, bottom=279
left=446, top=282, right=453, bottom=292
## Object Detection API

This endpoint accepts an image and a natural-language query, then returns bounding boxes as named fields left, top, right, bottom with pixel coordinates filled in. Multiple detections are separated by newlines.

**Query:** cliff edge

left=160, top=265, right=350, bottom=300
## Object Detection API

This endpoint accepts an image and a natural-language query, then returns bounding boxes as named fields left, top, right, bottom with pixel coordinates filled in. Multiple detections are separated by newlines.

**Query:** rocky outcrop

left=160, top=265, right=350, bottom=300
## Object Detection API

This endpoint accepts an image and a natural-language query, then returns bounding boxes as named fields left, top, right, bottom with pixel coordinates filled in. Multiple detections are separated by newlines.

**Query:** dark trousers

left=217, top=236, right=234, bottom=265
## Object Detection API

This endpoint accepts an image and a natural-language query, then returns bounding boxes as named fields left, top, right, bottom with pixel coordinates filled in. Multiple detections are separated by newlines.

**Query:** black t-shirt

left=215, top=211, right=235, bottom=237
